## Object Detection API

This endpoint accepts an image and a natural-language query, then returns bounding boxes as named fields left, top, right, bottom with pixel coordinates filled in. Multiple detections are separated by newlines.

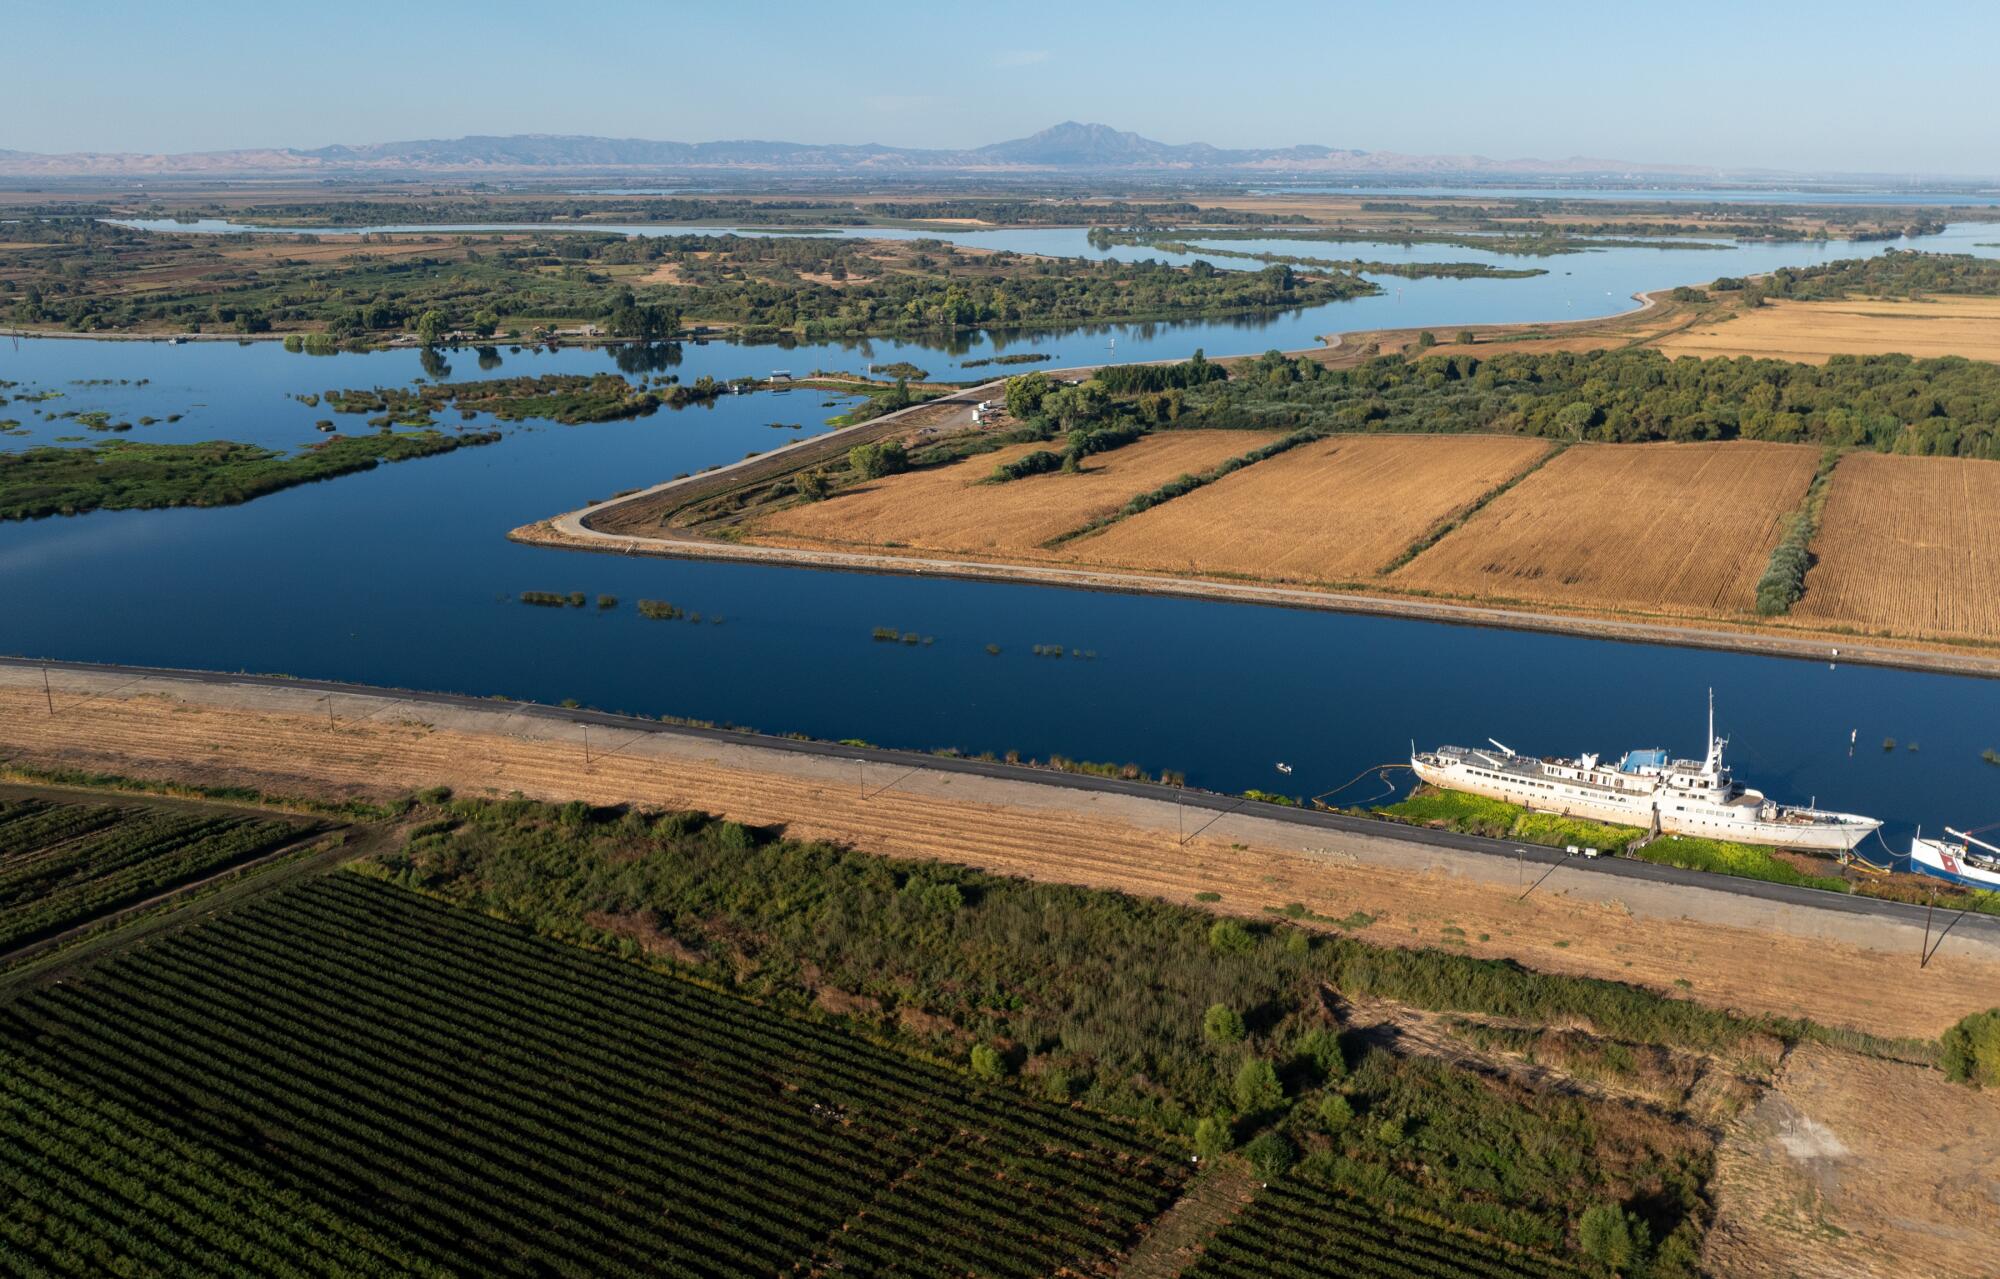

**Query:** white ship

left=1909, top=828, right=2000, bottom=890
left=1410, top=694, right=1880, bottom=852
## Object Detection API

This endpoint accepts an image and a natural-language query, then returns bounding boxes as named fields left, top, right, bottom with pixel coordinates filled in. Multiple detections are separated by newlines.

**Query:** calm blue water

left=10, top=227, right=2000, bottom=841
left=88, top=222, right=2000, bottom=382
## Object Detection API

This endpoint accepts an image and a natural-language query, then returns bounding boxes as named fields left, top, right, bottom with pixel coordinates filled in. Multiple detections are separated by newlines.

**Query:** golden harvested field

left=1066, top=433, right=1552, bottom=581
left=1392, top=441, right=1821, bottom=616
left=750, top=430, right=1276, bottom=557
left=1788, top=452, right=2000, bottom=642
left=1655, top=296, right=2000, bottom=363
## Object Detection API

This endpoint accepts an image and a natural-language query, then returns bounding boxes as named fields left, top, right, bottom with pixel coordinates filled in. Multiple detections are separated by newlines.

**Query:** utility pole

left=43, top=667, right=53, bottom=715
left=325, top=695, right=335, bottom=731
left=582, top=725, right=591, bottom=768
left=1922, top=893, right=1934, bottom=966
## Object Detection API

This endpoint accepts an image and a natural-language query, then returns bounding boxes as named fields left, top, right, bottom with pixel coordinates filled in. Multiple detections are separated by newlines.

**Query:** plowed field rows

left=0, top=873, right=1187, bottom=1277
left=1789, top=451, right=2000, bottom=641
left=751, top=430, right=1278, bottom=557
left=1392, top=442, right=1819, bottom=616
left=1067, top=434, right=1551, bottom=581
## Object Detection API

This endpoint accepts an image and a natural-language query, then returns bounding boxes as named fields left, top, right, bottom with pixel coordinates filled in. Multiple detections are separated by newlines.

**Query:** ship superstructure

left=1909, top=828, right=2000, bottom=890
left=1410, top=694, right=1880, bottom=852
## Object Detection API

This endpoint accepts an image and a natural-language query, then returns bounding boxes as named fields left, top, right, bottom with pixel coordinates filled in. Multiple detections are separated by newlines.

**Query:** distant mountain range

left=0, top=121, right=1756, bottom=180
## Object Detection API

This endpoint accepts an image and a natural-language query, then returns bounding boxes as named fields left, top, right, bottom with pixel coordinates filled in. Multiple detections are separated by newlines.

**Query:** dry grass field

left=750, top=430, right=1276, bottom=557
left=1705, top=1042, right=2000, bottom=1279
left=1788, top=452, right=2000, bottom=642
left=1656, top=296, right=2000, bottom=363
left=1065, top=433, right=1552, bottom=581
left=1391, top=441, right=1821, bottom=616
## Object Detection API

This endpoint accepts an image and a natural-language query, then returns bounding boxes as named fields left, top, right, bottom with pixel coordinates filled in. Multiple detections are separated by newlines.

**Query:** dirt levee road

left=4, top=663, right=1996, bottom=1042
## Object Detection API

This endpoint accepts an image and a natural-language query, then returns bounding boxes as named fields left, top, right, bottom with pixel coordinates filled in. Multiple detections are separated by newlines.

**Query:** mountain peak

left=0, top=124, right=1740, bottom=179
left=976, top=121, right=1211, bottom=167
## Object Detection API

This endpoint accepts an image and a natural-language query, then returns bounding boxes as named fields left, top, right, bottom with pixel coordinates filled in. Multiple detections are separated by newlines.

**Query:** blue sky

left=9, top=0, right=1997, bottom=175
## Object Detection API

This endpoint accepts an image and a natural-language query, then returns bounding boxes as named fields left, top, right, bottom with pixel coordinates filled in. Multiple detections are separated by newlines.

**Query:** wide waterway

left=9, top=225, right=2000, bottom=846
left=101, top=219, right=2000, bottom=377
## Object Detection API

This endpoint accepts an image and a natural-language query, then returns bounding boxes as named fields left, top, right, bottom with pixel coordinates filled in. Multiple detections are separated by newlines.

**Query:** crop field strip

left=0, top=1046, right=439, bottom=1278
left=1182, top=1179, right=1581, bottom=1279
left=1064, top=434, right=1554, bottom=582
left=0, top=798, right=307, bottom=954
left=7, top=879, right=1168, bottom=1279
left=1390, top=441, right=1821, bottom=617
left=0, top=873, right=1187, bottom=1278
left=1788, top=451, right=2000, bottom=642
left=750, top=429, right=1281, bottom=559
left=1653, top=296, right=2000, bottom=364
left=0, top=879, right=1168, bottom=1279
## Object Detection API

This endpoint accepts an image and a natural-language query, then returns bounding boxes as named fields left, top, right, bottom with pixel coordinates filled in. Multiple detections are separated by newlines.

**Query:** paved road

left=7, top=654, right=1994, bottom=943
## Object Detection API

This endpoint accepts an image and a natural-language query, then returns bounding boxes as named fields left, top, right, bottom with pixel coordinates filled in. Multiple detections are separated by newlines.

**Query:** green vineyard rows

left=1184, top=1179, right=1582, bottom=1279
left=0, top=798, right=305, bottom=954
left=0, top=872, right=1188, bottom=1277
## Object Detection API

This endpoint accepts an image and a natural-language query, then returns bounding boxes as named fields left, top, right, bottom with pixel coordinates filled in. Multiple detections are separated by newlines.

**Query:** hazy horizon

left=9, top=0, right=2000, bottom=177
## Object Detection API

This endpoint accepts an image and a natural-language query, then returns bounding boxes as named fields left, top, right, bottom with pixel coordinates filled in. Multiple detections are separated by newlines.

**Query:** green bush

left=1578, top=1202, right=1649, bottom=1272
left=1317, top=1093, right=1354, bottom=1134
left=1193, top=1115, right=1232, bottom=1159
left=1243, top=1131, right=1295, bottom=1181
left=1233, top=1058, right=1283, bottom=1114
left=969, top=1044, right=1005, bottom=1081
left=1203, top=1004, right=1246, bottom=1046
left=847, top=439, right=909, bottom=480
left=1207, top=919, right=1255, bottom=955
left=1293, top=1027, right=1346, bottom=1082
left=1941, top=1008, right=2000, bottom=1088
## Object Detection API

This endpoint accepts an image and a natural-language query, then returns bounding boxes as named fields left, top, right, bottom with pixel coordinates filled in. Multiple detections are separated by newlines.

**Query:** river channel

left=8, top=221, right=2000, bottom=843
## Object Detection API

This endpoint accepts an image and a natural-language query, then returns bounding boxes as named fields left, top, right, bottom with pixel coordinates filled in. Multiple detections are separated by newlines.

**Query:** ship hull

left=1910, top=839, right=2000, bottom=890
left=1410, top=759, right=1873, bottom=852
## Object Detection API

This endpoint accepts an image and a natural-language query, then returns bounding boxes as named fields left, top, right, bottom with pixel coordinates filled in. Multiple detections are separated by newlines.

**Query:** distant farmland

left=1068, top=433, right=1552, bottom=582
left=1391, top=441, right=1820, bottom=617
left=753, top=429, right=1275, bottom=558
left=1789, top=451, right=2000, bottom=642
left=0, top=873, right=1189, bottom=1277
left=1656, top=296, right=2000, bottom=364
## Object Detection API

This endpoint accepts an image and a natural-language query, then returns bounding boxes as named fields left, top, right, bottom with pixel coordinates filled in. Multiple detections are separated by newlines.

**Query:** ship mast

left=1704, top=688, right=1719, bottom=775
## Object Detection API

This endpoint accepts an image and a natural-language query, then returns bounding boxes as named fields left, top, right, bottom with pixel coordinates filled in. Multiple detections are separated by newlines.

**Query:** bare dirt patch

left=1066, top=433, right=1552, bottom=581
left=749, top=430, right=1277, bottom=558
left=1392, top=441, right=1821, bottom=617
left=1787, top=451, right=2000, bottom=643
left=1704, top=1042, right=2000, bottom=1279
left=1657, top=296, right=2000, bottom=363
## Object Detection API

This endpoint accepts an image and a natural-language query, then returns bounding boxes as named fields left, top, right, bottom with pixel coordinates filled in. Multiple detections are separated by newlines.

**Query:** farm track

left=3, top=658, right=1997, bottom=1042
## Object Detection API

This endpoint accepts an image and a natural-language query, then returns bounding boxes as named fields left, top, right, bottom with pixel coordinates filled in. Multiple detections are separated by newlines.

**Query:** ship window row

left=1467, top=769, right=1566, bottom=795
